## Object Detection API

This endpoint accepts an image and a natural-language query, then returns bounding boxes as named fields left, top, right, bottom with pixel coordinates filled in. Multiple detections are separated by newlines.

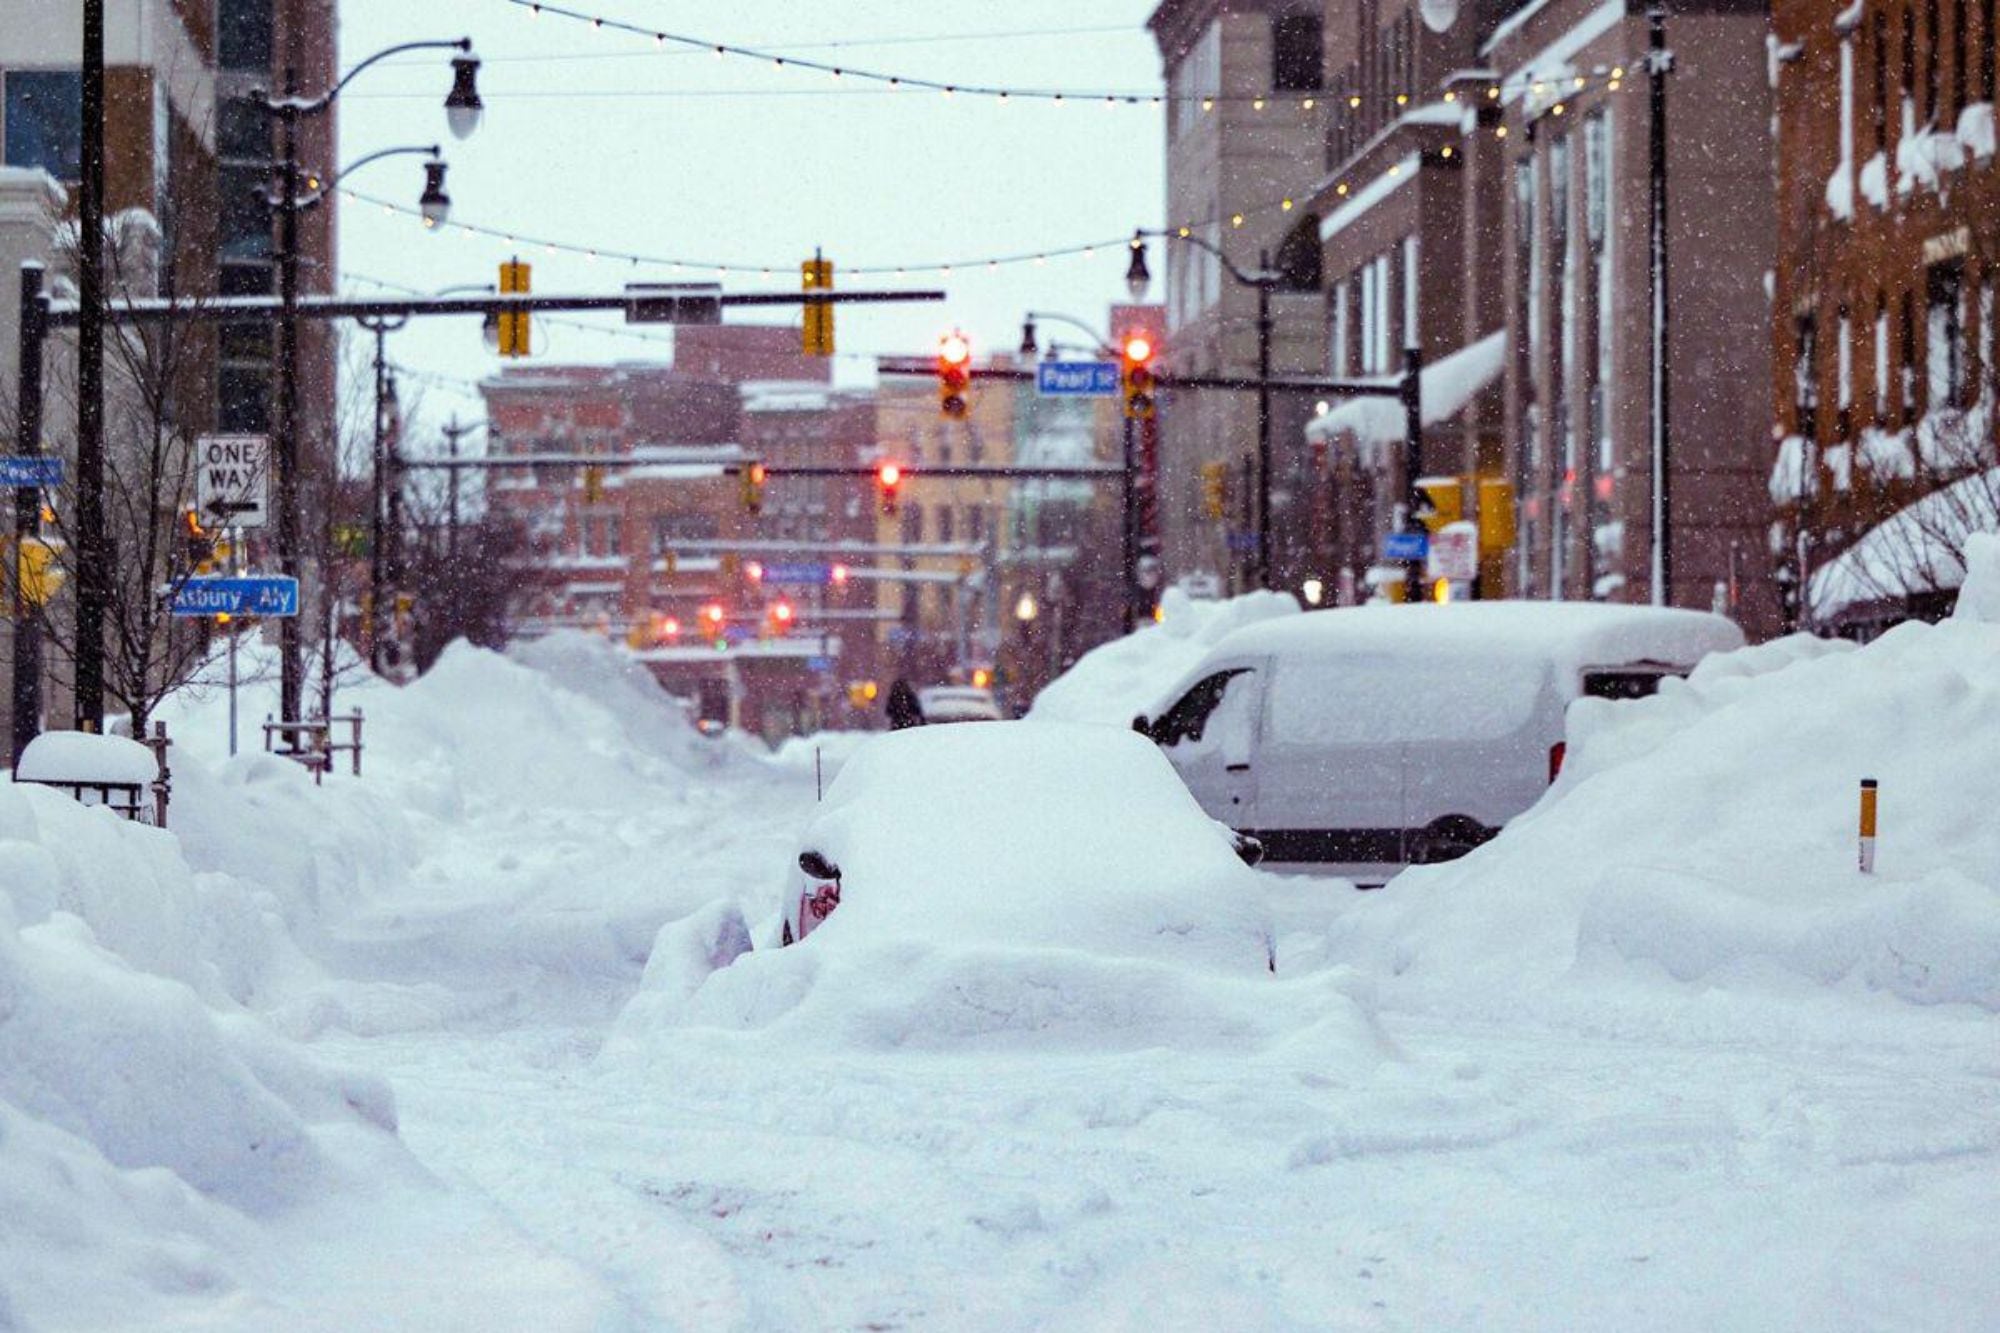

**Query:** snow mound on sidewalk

left=1329, top=600, right=2000, bottom=1011
left=1028, top=588, right=1299, bottom=725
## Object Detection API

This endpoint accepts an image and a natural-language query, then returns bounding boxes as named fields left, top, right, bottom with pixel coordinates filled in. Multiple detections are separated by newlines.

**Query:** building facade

left=1150, top=0, right=1332, bottom=592
left=1772, top=0, right=1999, bottom=634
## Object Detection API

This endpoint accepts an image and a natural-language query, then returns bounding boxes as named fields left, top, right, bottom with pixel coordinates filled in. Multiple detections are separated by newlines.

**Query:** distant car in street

left=780, top=721, right=1272, bottom=972
left=1133, top=601, right=1745, bottom=881
left=915, top=685, right=1004, bottom=723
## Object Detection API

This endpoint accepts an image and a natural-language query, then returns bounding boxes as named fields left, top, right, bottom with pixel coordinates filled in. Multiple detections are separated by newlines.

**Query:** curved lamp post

left=254, top=38, right=480, bottom=724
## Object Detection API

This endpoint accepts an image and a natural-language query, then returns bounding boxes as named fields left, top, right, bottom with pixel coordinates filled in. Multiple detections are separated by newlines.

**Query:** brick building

left=1150, top=0, right=1332, bottom=592
left=481, top=326, right=880, bottom=739
left=1771, top=0, right=1999, bottom=634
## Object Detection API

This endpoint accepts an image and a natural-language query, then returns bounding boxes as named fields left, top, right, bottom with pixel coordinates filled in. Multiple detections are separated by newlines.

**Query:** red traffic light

left=877, top=461, right=902, bottom=488
left=938, top=332, right=971, bottom=367
left=830, top=563, right=850, bottom=586
left=1121, top=333, right=1154, bottom=364
left=700, top=602, right=725, bottom=626
left=745, top=560, right=764, bottom=582
left=768, top=599, right=796, bottom=626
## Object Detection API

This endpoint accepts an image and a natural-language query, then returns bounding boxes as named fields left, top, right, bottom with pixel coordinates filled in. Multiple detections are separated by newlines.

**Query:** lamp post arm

left=272, top=144, right=440, bottom=212
left=259, top=37, right=471, bottom=116
left=1140, top=227, right=1278, bottom=289
left=1026, top=310, right=1113, bottom=356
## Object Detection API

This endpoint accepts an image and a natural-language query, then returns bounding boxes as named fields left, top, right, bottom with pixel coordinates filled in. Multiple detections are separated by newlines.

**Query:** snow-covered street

left=8, top=557, right=2000, bottom=1329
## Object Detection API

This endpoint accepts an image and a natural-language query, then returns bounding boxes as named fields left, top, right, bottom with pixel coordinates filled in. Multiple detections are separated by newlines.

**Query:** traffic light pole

left=1122, top=415, right=1139, bottom=634
left=1402, top=344, right=1427, bottom=604
left=11, top=264, right=47, bottom=764
left=1255, top=251, right=1274, bottom=590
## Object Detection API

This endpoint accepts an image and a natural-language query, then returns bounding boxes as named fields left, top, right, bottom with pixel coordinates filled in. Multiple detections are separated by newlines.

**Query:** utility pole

left=359, top=314, right=407, bottom=673
left=1255, top=249, right=1274, bottom=591
left=441, top=416, right=481, bottom=559
left=1647, top=3, right=1675, bottom=606
left=1121, top=414, right=1137, bottom=633
left=74, top=0, right=107, bottom=731
left=12, top=264, right=46, bottom=761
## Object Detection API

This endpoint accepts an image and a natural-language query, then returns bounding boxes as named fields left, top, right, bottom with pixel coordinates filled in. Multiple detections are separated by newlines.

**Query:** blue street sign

left=169, top=576, right=299, bottom=618
left=807, top=656, right=834, bottom=674
left=763, top=560, right=831, bottom=586
left=1035, top=360, right=1121, bottom=398
left=1383, top=531, right=1430, bottom=561
left=1226, top=530, right=1258, bottom=554
left=0, top=456, right=63, bottom=488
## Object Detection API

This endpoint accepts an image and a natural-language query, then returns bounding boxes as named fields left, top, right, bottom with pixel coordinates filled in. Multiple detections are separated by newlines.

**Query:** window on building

left=218, top=366, right=270, bottom=433
left=1272, top=12, right=1323, bottom=92
left=1795, top=312, right=1819, bottom=437
left=218, top=0, right=275, bottom=73
left=3, top=71, right=82, bottom=182
left=1402, top=235, right=1419, bottom=347
left=1902, top=8, right=1917, bottom=102
left=218, top=163, right=272, bottom=262
left=217, top=98, right=270, bottom=161
left=938, top=506, right=954, bottom=544
left=1837, top=305, right=1854, bottom=414
left=1874, top=295, right=1891, bottom=415
left=1872, top=13, right=1890, bottom=154
left=1952, top=0, right=1968, bottom=115
left=1330, top=283, right=1351, bottom=376
left=1927, top=260, right=1967, bottom=409
left=1983, top=0, right=1996, bottom=102
left=1901, top=288, right=1919, bottom=416
left=1839, top=37, right=1857, bottom=195
left=1924, top=0, right=1940, bottom=119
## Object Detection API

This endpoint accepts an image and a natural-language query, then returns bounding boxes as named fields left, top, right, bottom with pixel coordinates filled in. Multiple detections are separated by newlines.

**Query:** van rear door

left=1251, top=654, right=1407, bottom=865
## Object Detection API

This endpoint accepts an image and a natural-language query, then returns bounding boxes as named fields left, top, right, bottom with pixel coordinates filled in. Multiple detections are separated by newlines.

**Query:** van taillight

left=1549, top=741, right=1567, bottom=783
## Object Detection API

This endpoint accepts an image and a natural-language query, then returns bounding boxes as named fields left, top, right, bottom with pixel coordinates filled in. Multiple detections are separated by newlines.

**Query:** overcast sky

left=335, top=0, right=1167, bottom=440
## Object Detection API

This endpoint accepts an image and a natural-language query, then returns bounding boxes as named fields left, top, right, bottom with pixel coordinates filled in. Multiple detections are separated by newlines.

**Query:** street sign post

left=0, top=456, right=63, bottom=488
left=194, top=433, right=270, bottom=528
left=1426, top=520, right=1479, bottom=583
left=169, top=575, right=298, bottom=618
left=1034, top=361, right=1121, bottom=397
left=1383, top=531, right=1429, bottom=562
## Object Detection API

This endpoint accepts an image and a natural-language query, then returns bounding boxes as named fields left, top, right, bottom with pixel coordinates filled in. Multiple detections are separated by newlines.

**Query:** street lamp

left=255, top=35, right=480, bottom=728
left=1126, top=228, right=1283, bottom=591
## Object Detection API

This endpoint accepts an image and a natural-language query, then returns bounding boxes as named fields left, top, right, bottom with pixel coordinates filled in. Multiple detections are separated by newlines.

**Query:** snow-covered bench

left=12, top=725, right=172, bottom=827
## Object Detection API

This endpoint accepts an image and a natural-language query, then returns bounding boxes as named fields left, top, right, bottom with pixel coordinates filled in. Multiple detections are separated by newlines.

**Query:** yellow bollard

left=1858, top=778, right=1878, bottom=874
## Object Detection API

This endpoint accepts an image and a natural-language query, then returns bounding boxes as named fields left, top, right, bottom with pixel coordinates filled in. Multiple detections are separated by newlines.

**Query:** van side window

left=1154, top=669, right=1252, bottom=747
left=1581, top=666, right=1678, bottom=700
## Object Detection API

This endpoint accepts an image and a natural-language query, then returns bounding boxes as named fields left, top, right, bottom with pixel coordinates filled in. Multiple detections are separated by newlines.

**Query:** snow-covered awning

left=1809, top=466, right=2000, bottom=619
left=1305, top=331, right=1505, bottom=448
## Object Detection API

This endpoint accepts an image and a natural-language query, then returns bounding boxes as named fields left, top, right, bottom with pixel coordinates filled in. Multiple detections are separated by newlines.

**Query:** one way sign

left=195, top=433, right=269, bottom=529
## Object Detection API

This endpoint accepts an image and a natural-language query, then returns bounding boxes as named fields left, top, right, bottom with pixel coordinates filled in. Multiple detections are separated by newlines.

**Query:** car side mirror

left=1131, top=714, right=1151, bottom=739
left=1232, top=833, right=1265, bottom=868
left=799, top=850, right=841, bottom=881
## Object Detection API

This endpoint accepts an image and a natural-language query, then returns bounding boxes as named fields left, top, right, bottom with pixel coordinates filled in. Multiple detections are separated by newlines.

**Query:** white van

left=1132, top=602, right=1744, bottom=880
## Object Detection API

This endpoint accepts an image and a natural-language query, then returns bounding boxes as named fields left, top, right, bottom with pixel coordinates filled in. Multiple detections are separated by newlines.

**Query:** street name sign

left=0, top=455, right=63, bottom=488
left=1382, top=531, right=1429, bottom=562
left=763, top=560, right=831, bottom=586
left=195, top=433, right=270, bottom=528
left=169, top=576, right=298, bottom=618
left=1035, top=361, right=1121, bottom=397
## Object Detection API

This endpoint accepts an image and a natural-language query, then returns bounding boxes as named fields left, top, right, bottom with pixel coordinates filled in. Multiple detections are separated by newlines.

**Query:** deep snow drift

left=6, top=563, right=2000, bottom=1328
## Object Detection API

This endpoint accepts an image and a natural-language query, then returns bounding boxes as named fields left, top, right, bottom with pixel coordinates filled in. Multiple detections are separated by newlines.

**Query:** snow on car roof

left=796, top=721, right=1270, bottom=971
left=1202, top=601, right=1744, bottom=676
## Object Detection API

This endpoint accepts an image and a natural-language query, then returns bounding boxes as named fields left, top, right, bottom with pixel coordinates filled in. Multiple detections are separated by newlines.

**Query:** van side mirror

left=1131, top=714, right=1152, bottom=739
left=799, top=850, right=841, bottom=881
left=1232, top=832, right=1266, bottom=868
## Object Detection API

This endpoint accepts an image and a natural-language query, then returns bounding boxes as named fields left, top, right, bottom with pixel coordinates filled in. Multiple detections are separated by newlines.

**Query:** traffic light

left=877, top=460, right=903, bottom=516
left=1414, top=476, right=1465, bottom=534
left=830, top=562, right=850, bottom=587
left=182, top=507, right=214, bottom=572
left=765, top=599, right=795, bottom=635
left=1192, top=460, right=1224, bottom=516
left=497, top=258, right=531, bottom=358
left=7, top=536, right=63, bottom=608
left=700, top=602, right=725, bottom=632
left=937, top=332, right=971, bottom=419
left=801, top=254, right=835, bottom=357
left=741, top=461, right=767, bottom=515
left=1120, top=332, right=1157, bottom=420
left=745, top=560, right=765, bottom=584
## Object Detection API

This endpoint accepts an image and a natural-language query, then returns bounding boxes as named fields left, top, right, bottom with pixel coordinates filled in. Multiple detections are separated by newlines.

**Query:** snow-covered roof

left=1203, top=600, right=1744, bottom=678
left=1305, top=331, right=1505, bottom=446
left=14, top=732, right=158, bottom=785
left=1809, top=466, right=2000, bottom=618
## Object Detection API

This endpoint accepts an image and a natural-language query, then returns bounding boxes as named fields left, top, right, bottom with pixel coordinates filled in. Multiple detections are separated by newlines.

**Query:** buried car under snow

left=781, top=721, right=1275, bottom=972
